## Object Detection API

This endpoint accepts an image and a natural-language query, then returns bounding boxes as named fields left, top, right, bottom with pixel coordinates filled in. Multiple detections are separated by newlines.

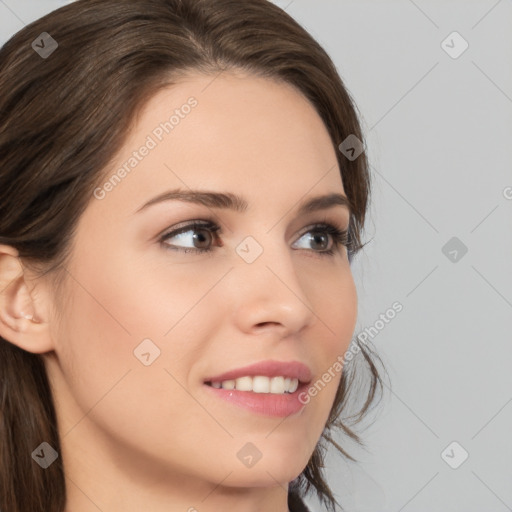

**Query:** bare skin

left=0, top=70, right=357, bottom=512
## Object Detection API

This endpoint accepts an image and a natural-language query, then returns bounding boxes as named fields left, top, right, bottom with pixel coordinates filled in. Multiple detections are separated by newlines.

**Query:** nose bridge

left=230, top=230, right=316, bottom=333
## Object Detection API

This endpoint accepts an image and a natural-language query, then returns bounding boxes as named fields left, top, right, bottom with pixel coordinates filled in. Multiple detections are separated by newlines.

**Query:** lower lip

left=203, top=382, right=309, bottom=417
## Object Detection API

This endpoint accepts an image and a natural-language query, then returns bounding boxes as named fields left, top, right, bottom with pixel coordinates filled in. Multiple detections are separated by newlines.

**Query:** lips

left=203, top=359, right=312, bottom=384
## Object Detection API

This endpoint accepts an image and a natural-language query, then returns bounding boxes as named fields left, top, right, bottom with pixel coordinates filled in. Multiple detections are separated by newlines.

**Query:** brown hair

left=0, top=1, right=386, bottom=510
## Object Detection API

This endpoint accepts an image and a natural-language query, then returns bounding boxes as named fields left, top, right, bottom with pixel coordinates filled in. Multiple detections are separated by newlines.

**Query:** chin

left=224, top=468, right=305, bottom=489
left=220, top=453, right=309, bottom=488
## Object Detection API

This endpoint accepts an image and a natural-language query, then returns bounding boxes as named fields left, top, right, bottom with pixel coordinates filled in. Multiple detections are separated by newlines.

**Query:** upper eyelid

left=159, top=218, right=346, bottom=235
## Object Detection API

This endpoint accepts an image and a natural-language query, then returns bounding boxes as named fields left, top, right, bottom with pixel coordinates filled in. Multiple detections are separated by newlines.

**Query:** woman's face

left=44, top=71, right=357, bottom=503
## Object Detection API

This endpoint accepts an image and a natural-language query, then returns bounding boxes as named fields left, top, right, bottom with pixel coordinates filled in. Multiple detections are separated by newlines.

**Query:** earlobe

left=0, top=244, right=54, bottom=354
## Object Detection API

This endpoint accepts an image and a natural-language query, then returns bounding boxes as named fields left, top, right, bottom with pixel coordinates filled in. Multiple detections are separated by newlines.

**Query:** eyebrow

left=135, top=188, right=351, bottom=216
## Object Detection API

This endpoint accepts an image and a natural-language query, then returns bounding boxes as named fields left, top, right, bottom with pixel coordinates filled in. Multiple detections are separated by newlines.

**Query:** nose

left=230, top=240, right=318, bottom=338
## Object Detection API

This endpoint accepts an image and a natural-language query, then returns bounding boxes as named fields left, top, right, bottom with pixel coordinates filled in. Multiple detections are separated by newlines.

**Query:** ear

left=0, top=244, right=55, bottom=354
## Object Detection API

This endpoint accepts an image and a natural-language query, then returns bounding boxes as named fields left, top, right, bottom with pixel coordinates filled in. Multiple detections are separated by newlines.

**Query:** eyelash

left=158, top=218, right=352, bottom=258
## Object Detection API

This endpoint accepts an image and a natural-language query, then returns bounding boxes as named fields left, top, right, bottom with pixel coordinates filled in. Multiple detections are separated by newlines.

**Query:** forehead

left=93, top=71, right=346, bottom=216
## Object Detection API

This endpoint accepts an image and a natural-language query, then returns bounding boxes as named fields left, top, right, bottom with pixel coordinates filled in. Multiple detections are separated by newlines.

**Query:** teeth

left=221, top=379, right=235, bottom=390
left=236, top=376, right=253, bottom=391
left=209, top=376, right=299, bottom=394
left=270, top=376, right=284, bottom=394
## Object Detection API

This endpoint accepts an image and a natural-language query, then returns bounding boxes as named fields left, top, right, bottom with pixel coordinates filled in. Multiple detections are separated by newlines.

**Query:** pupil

left=194, top=229, right=210, bottom=248
left=312, top=232, right=328, bottom=250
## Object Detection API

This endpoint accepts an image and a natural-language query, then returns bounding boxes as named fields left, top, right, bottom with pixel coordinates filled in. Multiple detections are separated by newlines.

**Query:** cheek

left=54, top=278, right=136, bottom=406
left=304, top=269, right=357, bottom=422
left=311, top=265, right=358, bottom=356
left=54, top=242, right=217, bottom=412
left=50, top=242, right=158, bottom=421
left=53, top=273, right=206, bottom=450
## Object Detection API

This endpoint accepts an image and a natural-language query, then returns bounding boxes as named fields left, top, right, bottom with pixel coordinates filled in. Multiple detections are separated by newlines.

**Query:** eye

left=158, top=219, right=350, bottom=257
left=292, top=223, right=350, bottom=257
left=160, top=221, right=221, bottom=254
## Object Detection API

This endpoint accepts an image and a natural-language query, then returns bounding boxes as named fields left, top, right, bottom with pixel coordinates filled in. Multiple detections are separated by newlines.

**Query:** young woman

left=0, top=1, right=384, bottom=511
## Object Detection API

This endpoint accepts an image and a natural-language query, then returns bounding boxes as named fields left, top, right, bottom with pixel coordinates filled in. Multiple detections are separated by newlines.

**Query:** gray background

left=1, top=1, right=511, bottom=511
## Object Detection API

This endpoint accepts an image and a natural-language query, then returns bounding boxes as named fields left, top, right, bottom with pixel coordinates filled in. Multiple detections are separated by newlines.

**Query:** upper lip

left=204, top=360, right=312, bottom=384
